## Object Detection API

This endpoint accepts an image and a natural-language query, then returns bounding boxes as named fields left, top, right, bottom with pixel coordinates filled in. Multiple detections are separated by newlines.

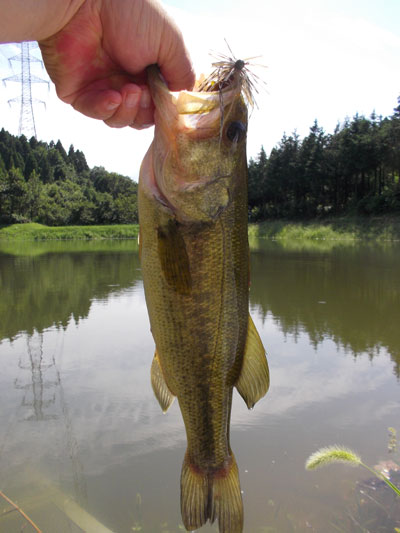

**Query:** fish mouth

left=145, top=66, right=242, bottom=223
left=147, top=65, right=241, bottom=137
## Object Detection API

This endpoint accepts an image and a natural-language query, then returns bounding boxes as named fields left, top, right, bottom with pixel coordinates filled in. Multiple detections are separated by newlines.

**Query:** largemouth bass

left=138, top=63, right=269, bottom=533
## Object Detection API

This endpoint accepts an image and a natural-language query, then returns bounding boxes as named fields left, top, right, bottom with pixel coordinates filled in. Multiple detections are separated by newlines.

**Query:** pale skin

left=0, top=0, right=195, bottom=129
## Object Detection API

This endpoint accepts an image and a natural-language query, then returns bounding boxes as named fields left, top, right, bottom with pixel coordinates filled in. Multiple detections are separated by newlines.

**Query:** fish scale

left=139, top=64, right=269, bottom=532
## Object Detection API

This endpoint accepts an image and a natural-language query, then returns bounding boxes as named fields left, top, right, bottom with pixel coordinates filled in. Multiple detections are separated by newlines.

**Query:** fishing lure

left=197, top=40, right=267, bottom=146
left=198, top=39, right=267, bottom=110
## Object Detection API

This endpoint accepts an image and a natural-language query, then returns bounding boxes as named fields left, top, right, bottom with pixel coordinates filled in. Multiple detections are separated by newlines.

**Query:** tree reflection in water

left=249, top=239, right=400, bottom=377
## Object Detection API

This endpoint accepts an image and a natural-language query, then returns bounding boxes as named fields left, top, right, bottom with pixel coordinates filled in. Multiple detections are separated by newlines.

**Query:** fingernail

left=106, top=101, right=119, bottom=111
left=140, top=91, right=151, bottom=109
left=126, top=92, right=140, bottom=108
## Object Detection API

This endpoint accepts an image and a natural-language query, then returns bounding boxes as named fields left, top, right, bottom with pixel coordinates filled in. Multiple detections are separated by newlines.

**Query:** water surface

left=0, top=239, right=399, bottom=532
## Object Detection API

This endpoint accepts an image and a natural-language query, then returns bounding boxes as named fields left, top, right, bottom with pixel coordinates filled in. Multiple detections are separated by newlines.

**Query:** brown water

left=0, top=238, right=399, bottom=532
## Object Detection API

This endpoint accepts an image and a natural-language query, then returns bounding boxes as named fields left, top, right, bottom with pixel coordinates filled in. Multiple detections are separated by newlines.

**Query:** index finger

left=157, top=20, right=195, bottom=92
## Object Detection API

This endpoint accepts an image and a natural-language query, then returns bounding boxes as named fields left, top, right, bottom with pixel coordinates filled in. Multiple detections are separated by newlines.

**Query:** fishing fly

left=198, top=40, right=267, bottom=147
left=198, top=39, right=267, bottom=110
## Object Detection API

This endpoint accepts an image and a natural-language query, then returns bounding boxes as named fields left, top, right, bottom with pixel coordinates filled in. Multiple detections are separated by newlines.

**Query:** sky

left=0, top=0, right=399, bottom=180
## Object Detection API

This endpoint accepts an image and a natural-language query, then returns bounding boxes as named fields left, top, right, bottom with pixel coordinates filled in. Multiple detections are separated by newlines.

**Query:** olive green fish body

left=140, top=162, right=248, bottom=470
left=139, top=66, right=269, bottom=533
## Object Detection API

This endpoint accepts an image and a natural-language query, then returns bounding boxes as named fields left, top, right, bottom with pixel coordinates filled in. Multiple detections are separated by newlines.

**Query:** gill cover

left=147, top=65, right=248, bottom=224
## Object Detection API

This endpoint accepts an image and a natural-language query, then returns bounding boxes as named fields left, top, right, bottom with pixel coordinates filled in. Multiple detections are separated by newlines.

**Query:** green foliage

left=3, top=94, right=400, bottom=228
left=388, top=427, right=397, bottom=454
left=0, top=129, right=138, bottom=226
left=248, top=97, right=400, bottom=220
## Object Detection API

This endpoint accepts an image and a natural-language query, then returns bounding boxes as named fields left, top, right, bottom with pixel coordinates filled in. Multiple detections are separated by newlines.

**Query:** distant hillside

left=0, top=129, right=137, bottom=225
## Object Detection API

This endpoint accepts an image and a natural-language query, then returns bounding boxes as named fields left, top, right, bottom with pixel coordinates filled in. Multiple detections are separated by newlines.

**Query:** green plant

left=388, top=427, right=397, bottom=454
left=305, top=445, right=400, bottom=497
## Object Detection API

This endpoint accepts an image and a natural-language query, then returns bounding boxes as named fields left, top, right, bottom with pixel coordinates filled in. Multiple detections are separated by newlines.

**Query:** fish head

left=147, top=65, right=248, bottom=224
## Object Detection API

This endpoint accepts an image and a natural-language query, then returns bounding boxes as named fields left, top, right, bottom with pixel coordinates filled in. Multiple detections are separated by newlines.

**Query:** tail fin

left=180, top=452, right=243, bottom=533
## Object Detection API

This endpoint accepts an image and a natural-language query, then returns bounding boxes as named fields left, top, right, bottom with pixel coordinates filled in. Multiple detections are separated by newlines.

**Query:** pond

left=0, top=238, right=399, bottom=532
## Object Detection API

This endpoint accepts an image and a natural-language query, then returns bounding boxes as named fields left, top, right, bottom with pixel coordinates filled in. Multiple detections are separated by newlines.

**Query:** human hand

left=38, top=0, right=195, bottom=129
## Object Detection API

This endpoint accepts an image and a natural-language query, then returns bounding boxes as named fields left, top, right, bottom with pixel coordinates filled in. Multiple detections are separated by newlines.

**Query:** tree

left=2, top=167, right=28, bottom=222
left=0, top=128, right=141, bottom=226
left=24, top=152, right=39, bottom=179
left=55, top=139, right=68, bottom=162
left=297, top=121, right=328, bottom=216
left=26, top=170, right=43, bottom=221
left=248, top=146, right=268, bottom=216
left=114, top=194, right=138, bottom=223
left=38, top=152, right=54, bottom=183
left=68, top=145, right=89, bottom=173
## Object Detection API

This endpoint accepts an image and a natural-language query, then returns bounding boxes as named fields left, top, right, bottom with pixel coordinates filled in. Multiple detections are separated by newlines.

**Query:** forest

left=248, top=96, right=400, bottom=220
left=0, top=129, right=138, bottom=225
left=0, top=95, right=399, bottom=226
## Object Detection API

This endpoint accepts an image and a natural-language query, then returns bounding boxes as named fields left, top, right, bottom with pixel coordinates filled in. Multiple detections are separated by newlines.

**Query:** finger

left=161, top=54, right=195, bottom=92
left=158, top=27, right=195, bottom=91
left=103, top=84, right=141, bottom=128
left=128, top=86, right=155, bottom=129
left=71, top=88, right=123, bottom=120
left=129, top=106, right=154, bottom=130
left=104, top=84, right=155, bottom=129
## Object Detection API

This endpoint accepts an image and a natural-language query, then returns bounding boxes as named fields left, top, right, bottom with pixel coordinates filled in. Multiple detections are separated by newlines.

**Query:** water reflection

left=0, top=240, right=141, bottom=341
left=2, top=239, right=400, bottom=377
left=16, top=333, right=58, bottom=421
left=0, top=239, right=399, bottom=532
left=250, top=239, right=400, bottom=377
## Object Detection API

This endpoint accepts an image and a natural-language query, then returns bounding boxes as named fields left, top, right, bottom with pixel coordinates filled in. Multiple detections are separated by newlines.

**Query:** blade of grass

left=0, top=490, right=42, bottom=532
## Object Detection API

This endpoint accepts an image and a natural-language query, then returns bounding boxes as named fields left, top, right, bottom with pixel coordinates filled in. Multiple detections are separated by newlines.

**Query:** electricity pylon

left=2, top=42, right=49, bottom=138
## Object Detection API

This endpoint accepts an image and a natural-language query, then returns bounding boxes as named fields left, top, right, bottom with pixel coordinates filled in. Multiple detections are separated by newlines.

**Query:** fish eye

left=226, top=121, right=247, bottom=143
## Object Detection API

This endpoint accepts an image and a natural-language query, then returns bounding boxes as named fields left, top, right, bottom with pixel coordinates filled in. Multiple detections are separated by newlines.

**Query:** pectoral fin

left=151, top=349, right=175, bottom=413
left=157, top=220, right=192, bottom=295
left=235, top=314, right=269, bottom=409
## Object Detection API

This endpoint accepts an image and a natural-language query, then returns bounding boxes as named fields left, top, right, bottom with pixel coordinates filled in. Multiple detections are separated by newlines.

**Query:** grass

left=0, top=223, right=139, bottom=241
left=1, top=216, right=400, bottom=243
left=249, top=215, right=400, bottom=242
left=306, top=444, right=400, bottom=498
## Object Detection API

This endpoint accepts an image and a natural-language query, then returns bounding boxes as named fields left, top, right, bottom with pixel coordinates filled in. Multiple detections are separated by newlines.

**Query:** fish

left=138, top=62, right=269, bottom=533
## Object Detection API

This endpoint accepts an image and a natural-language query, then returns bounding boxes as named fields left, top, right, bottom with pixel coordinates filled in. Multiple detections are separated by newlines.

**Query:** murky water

left=0, top=238, right=399, bottom=532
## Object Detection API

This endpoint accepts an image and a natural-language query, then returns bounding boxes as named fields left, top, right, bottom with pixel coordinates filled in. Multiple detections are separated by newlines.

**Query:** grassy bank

left=1, top=217, right=400, bottom=242
left=0, top=223, right=139, bottom=241
left=249, top=216, right=400, bottom=242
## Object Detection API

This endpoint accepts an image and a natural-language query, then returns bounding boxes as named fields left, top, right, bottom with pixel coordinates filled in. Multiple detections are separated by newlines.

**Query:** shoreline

left=0, top=223, right=140, bottom=241
left=249, top=216, right=400, bottom=242
left=1, top=217, right=400, bottom=242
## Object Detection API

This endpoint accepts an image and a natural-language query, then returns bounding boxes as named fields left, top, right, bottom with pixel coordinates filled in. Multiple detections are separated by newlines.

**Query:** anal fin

left=236, top=314, right=270, bottom=409
left=151, top=349, right=175, bottom=413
